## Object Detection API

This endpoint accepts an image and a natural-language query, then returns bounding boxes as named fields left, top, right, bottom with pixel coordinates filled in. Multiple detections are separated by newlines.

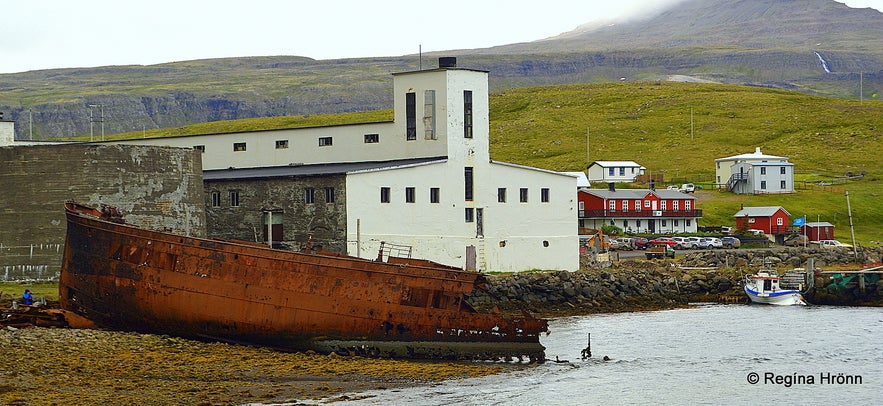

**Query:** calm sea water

left=318, top=304, right=882, bottom=405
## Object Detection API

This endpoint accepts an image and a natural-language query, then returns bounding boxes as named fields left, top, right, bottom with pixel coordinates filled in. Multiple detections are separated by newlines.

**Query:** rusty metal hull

left=59, top=202, right=547, bottom=361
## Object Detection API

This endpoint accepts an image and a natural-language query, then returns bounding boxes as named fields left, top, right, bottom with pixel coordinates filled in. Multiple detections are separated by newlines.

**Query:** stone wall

left=679, top=246, right=883, bottom=269
left=0, top=144, right=206, bottom=281
left=470, top=247, right=883, bottom=314
left=204, top=175, right=348, bottom=253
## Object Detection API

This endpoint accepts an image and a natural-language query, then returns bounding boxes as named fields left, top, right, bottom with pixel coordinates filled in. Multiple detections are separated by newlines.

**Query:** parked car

left=720, top=236, right=741, bottom=249
left=666, top=185, right=680, bottom=190
left=720, top=226, right=733, bottom=235
left=671, top=236, right=690, bottom=249
left=813, top=239, right=852, bottom=248
left=648, top=237, right=678, bottom=248
left=699, top=237, right=723, bottom=249
left=747, top=229, right=765, bottom=236
left=684, top=237, right=702, bottom=249
left=632, top=237, right=650, bottom=250
left=678, top=183, right=695, bottom=193
left=783, top=234, right=808, bottom=247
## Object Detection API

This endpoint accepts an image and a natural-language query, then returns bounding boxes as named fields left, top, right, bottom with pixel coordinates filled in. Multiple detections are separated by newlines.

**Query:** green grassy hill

left=109, top=81, right=883, bottom=244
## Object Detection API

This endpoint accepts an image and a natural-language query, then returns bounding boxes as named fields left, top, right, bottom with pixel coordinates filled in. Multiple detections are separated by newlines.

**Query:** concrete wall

left=0, top=144, right=206, bottom=281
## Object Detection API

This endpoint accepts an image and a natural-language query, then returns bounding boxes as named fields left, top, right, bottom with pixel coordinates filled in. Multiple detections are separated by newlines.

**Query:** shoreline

left=2, top=259, right=881, bottom=404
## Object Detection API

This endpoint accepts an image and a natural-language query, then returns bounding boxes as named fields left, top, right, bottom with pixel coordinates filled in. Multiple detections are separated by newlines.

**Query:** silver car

left=699, top=237, right=723, bottom=249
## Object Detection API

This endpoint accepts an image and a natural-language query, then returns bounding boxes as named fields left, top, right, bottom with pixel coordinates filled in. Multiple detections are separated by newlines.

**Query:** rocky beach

left=1, top=247, right=880, bottom=405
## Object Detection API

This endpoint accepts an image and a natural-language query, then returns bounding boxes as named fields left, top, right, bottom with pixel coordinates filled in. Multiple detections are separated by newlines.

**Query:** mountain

left=0, top=0, right=880, bottom=140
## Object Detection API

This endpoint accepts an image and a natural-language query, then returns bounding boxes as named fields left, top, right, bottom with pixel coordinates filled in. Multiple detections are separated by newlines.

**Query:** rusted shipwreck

left=59, top=201, right=548, bottom=361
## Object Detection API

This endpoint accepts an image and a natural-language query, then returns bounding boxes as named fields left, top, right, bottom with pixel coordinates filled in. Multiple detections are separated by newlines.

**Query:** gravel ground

left=0, top=327, right=506, bottom=405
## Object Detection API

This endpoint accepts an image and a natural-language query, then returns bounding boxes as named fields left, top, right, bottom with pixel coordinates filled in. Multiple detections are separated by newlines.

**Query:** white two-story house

left=715, top=147, right=794, bottom=194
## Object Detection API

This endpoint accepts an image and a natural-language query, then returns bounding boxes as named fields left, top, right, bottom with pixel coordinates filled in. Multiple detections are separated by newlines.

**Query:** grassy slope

left=109, top=82, right=883, bottom=244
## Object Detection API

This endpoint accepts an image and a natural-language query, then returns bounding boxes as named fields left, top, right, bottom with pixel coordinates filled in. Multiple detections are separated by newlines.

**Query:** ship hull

left=59, top=202, right=547, bottom=361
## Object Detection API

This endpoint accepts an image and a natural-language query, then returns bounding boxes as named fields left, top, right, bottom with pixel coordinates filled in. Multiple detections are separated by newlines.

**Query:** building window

left=325, top=187, right=335, bottom=203
left=275, top=140, right=288, bottom=149
left=760, top=181, right=767, bottom=189
left=304, top=188, right=315, bottom=204
left=230, top=191, right=240, bottom=207
left=619, top=168, right=625, bottom=176
left=406, top=92, right=416, bottom=140
left=318, top=137, right=333, bottom=146
left=380, top=187, right=390, bottom=203
left=761, top=167, right=767, bottom=175
left=609, top=200, right=616, bottom=211
left=498, top=188, right=506, bottom=203
left=424, top=90, right=436, bottom=140
left=211, top=191, right=221, bottom=207
left=464, top=167, right=473, bottom=201
left=465, top=208, right=474, bottom=223
left=233, top=142, right=246, bottom=152
left=622, top=200, right=628, bottom=211
left=686, top=219, right=692, bottom=227
left=661, top=201, right=667, bottom=210
left=780, top=180, right=787, bottom=189
left=777, top=218, right=784, bottom=226
left=405, top=187, right=415, bottom=203
left=673, top=201, right=679, bottom=211
left=662, top=220, right=667, bottom=227
left=623, top=220, right=629, bottom=228
left=644, top=200, right=651, bottom=208
left=780, top=166, right=786, bottom=175
left=194, top=145, right=205, bottom=153
left=634, top=200, right=641, bottom=211
left=541, top=188, right=550, bottom=203
left=463, top=90, right=473, bottom=139
left=430, top=187, right=440, bottom=203
left=685, top=201, right=691, bottom=210
left=674, top=219, right=679, bottom=227
left=608, top=168, right=614, bottom=176
left=364, top=133, right=379, bottom=143
left=520, top=188, right=528, bottom=203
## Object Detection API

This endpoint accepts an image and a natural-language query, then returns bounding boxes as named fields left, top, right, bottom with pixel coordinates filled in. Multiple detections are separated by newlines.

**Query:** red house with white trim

left=733, top=206, right=790, bottom=235
left=578, top=187, right=701, bottom=234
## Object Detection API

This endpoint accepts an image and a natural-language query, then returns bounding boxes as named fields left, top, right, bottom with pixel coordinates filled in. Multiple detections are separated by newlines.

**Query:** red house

left=799, top=222, right=835, bottom=241
left=577, top=187, right=701, bottom=234
left=733, top=206, right=790, bottom=235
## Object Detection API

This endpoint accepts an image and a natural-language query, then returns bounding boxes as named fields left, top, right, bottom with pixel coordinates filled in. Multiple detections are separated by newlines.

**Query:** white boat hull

left=744, top=286, right=806, bottom=306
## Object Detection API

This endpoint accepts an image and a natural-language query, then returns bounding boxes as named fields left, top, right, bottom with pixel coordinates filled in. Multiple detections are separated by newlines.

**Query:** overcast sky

left=1, top=0, right=880, bottom=74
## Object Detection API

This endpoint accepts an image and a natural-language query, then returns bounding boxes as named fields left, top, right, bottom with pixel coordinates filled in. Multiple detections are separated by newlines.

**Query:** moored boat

left=59, top=201, right=548, bottom=361
left=744, top=270, right=807, bottom=306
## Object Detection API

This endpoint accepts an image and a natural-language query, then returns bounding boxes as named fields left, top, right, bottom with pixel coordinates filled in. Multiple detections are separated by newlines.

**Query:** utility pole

left=28, top=108, right=33, bottom=140
left=88, top=104, right=103, bottom=141
left=88, top=105, right=95, bottom=141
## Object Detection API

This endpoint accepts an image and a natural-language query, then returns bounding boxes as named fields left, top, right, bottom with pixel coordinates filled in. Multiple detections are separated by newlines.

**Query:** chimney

left=649, top=179, right=655, bottom=191
left=438, top=57, right=457, bottom=68
left=608, top=182, right=615, bottom=192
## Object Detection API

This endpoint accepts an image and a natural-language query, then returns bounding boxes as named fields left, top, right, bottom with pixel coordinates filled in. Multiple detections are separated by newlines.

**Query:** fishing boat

left=744, top=270, right=807, bottom=306
left=59, top=201, right=547, bottom=361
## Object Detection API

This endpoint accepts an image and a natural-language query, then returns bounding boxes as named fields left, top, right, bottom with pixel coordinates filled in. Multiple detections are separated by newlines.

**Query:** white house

left=587, top=161, right=646, bottom=183
left=715, top=147, right=794, bottom=194
left=107, top=58, right=579, bottom=272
